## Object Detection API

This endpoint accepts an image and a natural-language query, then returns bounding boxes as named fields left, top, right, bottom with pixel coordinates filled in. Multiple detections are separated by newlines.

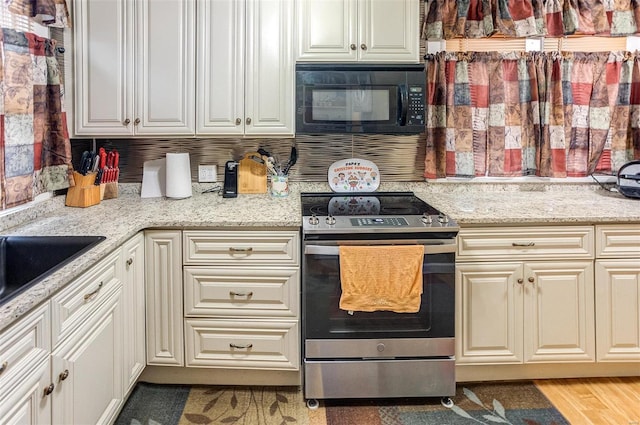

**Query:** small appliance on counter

left=617, top=160, right=640, bottom=199
left=223, top=160, right=238, bottom=198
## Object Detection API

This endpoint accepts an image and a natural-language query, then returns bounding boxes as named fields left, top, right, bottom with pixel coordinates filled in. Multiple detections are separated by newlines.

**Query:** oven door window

left=303, top=250, right=455, bottom=340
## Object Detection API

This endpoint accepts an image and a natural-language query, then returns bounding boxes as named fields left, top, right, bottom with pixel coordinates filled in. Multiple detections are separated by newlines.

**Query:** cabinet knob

left=360, top=43, right=367, bottom=50
left=126, top=258, right=133, bottom=267
left=235, top=118, right=241, bottom=125
left=246, top=117, right=252, bottom=125
left=43, top=383, right=55, bottom=396
left=517, top=278, right=523, bottom=284
left=350, top=43, right=356, bottom=50
left=528, top=276, right=535, bottom=283
left=134, top=118, right=141, bottom=125
left=123, top=118, right=131, bottom=126
left=0, top=361, right=7, bottom=374
left=59, top=369, right=69, bottom=381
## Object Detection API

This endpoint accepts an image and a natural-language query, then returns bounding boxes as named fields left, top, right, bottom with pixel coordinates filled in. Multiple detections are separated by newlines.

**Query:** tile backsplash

left=71, top=133, right=427, bottom=183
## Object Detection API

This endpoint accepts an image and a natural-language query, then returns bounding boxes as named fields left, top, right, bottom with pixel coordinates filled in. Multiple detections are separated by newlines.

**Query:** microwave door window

left=311, top=89, right=391, bottom=122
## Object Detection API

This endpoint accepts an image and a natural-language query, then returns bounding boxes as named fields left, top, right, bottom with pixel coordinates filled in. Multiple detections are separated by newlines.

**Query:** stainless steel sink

left=0, top=235, right=106, bottom=305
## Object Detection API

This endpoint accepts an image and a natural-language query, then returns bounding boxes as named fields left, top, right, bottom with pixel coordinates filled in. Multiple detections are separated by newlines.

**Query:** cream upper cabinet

left=595, top=224, right=640, bottom=361
left=197, top=0, right=294, bottom=136
left=73, top=0, right=195, bottom=136
left=456, top=226, right=596, bottom=366
left=296, top=0, right=420, bottom=62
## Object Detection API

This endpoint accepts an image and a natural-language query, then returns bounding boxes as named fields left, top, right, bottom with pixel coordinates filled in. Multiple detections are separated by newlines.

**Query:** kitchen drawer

left=184, top=318, right=299, bottom=370
left=183, top=231, right=299, bottom=266
left=457, top=226, right=594, bottom=261
left=184, top=267, right=299, bottom=318
left=0, top=303, right=50, bottom=390
left=596, top=224, right=640, bottom=258
left=51, top=249, right=122, bottom=347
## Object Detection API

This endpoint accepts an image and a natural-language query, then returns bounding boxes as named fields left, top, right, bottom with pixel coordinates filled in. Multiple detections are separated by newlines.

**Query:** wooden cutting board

left=237, top=152, right=267, bottom=194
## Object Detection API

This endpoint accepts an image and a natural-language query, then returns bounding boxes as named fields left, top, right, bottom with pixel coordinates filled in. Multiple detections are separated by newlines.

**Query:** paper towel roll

left=165, top=153, right=192, bottom=199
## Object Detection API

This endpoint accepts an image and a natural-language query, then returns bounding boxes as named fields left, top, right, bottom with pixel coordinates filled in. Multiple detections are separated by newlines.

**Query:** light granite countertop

left=0, top=181, right=638, bottom=331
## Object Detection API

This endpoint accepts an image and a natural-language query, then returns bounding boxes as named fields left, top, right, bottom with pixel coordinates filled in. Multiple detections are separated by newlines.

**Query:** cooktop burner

left=301, top=192, right=458, bottom=234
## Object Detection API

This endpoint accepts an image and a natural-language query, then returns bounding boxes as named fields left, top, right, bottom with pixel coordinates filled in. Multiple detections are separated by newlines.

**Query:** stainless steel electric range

left=300, top=192, right=459, bottom=406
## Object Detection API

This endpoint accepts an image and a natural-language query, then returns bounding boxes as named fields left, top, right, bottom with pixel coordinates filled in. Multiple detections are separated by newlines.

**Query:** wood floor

left=534, top=377, right=640, bottom=425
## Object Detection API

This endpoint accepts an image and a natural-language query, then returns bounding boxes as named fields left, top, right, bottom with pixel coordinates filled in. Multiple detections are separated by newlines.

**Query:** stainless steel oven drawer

left=304, top=358, right=455, bottom=399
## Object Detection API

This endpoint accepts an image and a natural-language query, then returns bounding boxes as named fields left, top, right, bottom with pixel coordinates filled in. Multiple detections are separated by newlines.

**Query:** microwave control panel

left=407, top=86, right=425, bottom=126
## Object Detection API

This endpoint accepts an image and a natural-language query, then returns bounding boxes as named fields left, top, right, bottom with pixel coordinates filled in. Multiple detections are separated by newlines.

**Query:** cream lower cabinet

left=456, top=226, right=596, bottom=365
left=595, top=224, right=640, bottom=361
left=0, top=303, right=52, bottom=424
left=183, top=230, right=300, bottom=371
left=145, top=230, right=184, bottom=366
left=0, top=248, right=126, bottom=425
left=50, top=249, right=124, bottom=425
left=121, top=232, right=146, bottom=393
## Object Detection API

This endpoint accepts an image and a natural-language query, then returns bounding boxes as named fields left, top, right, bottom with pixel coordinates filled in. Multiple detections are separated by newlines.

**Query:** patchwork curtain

left=6, top=0, right=71, bottom=27
left=0, top=28, right=73, bottom=209
left=423, top=0, right=640, bottom=38
left=424, top=50, right=640, bottom=178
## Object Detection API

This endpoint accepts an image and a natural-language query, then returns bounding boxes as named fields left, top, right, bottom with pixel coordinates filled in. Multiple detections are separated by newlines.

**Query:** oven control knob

left=377, top=343, right=385, bottom=352
left=309, top=214, right=319, bottom=225
left=438, top=213, right=449, bottom=224
left=325, top=215, right=336, bottom=225
left=421, top=213, right=433, bottom=224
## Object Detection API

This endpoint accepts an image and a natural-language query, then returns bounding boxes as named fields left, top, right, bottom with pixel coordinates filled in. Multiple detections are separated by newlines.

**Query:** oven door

left=302, top=239, right=455, bottom=342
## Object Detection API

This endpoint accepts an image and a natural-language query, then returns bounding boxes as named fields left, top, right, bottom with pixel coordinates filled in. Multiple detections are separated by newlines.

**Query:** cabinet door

left=245, top=0, right=295, bottom=135
left=51, top=288, right=124, bottom=425
left=145, top=230, right=184, bottom=366
left=296, top=0, right=358, bottom=61
left=135, top=0, right=195, bottom=135
left=595, top=259, right=640, bottom=361
left=197, top=0, right=245, bottom=135
left=456, top=263, right=523, bottom=364
left=73, top=0, right=134, bottom=136
left=523, top=261, right=595, bottom=362
left=358, top=0, right=419, bottom=62
left=121, top=233, right=146, bottom=393
left=0, top=358, right=52, bottom=424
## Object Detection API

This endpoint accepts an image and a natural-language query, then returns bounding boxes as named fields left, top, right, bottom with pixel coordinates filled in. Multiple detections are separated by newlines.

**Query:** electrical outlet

left=198, top=165, right=217, bottom=183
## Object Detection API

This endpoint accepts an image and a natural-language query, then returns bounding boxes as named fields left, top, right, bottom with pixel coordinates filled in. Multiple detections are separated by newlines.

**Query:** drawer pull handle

left=0, top=361, right=7, bottom=374
left=229, top=247, right=253, bottom=254
left=84, top=282, right=104, bottom=301
left=512, top=242, right=535, bottom=247
left=229, top=291, right=253, bottom=297
left=229, top=343, right=253, bottom=350
left=43, top=383, right=55, bottom=396
left=59, top=369, right=69, bottom=381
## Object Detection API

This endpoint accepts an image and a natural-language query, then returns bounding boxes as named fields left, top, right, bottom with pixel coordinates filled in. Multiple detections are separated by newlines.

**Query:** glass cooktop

left=300, top=192, right=441, bottom=217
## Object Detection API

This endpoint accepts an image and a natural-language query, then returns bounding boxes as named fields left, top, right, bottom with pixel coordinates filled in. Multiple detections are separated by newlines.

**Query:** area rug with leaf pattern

left=115, top=381, right=569, bottom=425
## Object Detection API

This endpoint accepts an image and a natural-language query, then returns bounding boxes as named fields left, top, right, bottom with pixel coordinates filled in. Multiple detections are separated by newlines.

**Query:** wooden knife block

left=65, top=171, right=101, bottom=208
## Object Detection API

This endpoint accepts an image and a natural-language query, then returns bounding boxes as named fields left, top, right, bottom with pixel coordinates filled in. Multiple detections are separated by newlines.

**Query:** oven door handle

left=304, top=242, right=456, bottom=256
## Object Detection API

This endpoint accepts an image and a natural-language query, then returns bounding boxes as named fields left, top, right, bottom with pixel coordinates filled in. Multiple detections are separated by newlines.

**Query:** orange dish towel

left=339, top=245, right=425, bottom=313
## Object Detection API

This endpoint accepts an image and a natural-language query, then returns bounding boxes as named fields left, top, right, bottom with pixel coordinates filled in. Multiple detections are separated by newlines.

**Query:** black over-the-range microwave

left=295, top=63, right=426, bottom=134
